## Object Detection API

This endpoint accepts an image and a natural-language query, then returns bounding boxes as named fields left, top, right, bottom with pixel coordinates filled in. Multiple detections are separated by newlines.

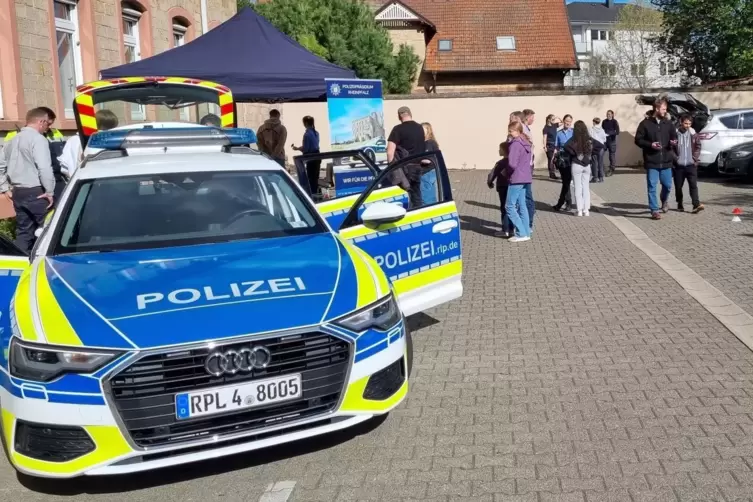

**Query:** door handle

left=432, top=220, right=457, bottom=234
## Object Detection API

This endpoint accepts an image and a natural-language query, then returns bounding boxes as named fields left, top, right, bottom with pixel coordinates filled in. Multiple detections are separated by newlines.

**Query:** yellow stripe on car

left=392, top=260, right=462, bottom=296
left=221, top=113, right=235, bottom=127
left=35, top=260, right=82, bottom=346
left=353, top=246, right=389, bottom=298
left=340, top=240, right=380, bottom=309
left=339, top=375, right=408, bottom=413
left=13, top=269, right=38, bottom=342
left=3, top=409, right=132, bottom=476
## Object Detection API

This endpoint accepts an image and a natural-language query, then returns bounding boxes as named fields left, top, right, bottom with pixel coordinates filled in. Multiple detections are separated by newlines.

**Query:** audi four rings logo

left=204, top=347, right=272, bottom=376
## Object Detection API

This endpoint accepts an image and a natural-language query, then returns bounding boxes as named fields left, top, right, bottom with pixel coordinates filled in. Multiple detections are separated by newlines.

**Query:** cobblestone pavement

left=3, top=171, right=753, bottom=502
left=590, top=170, right=753, bottom=319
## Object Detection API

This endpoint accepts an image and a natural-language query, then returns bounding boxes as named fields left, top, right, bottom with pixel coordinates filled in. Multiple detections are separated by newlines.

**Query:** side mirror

left=361, top=201, right=406, bottom=226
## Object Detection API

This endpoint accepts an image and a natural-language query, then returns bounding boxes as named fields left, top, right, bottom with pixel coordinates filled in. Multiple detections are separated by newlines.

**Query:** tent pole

left=201, top=0, right=209, bottom=34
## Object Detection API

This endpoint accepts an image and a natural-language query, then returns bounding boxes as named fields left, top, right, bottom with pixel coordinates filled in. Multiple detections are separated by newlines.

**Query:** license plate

left=175, top=374, right=302, bottom=420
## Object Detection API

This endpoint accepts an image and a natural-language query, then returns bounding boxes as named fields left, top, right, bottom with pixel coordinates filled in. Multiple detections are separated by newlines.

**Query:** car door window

left=301, top=150, right=410, bottom=229
left=720, top=114, right=740, bottom=129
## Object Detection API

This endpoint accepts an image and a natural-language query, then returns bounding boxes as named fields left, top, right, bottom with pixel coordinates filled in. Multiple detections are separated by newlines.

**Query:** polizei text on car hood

left=16, top=234, right=370, bottom=350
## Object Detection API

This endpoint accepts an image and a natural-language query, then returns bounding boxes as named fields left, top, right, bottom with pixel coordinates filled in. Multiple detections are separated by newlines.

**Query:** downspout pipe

left=201, top=0, right=209, bottom=34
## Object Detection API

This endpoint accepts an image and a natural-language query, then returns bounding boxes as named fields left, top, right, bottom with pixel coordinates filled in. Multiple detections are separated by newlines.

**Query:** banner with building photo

left=325, top=79, right=385, bottom=196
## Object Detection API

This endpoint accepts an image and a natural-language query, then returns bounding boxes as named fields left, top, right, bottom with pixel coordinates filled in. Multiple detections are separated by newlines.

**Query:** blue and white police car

left=0, top=82, right=463, bottom=478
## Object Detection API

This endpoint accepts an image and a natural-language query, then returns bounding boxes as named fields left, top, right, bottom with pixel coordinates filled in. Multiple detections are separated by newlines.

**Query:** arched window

left=173, top=18, right=189, bottom=47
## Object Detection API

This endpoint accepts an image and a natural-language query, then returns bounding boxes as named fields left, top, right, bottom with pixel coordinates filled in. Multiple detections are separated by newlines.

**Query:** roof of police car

left=78, top=151, right=285, bottom=179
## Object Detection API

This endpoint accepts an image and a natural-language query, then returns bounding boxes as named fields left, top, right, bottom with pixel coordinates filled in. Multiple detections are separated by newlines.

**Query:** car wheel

left=405, top=324, right=413, bottom=378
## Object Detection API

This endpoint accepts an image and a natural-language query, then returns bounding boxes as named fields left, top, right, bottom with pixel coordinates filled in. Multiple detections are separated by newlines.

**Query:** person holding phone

left=291, top=116, right=320, bottom=196
left=635, top=96, right=677, bottom=220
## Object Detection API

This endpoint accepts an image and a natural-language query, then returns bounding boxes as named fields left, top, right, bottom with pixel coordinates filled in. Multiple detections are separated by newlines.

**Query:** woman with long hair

left=542, top=114, right=560, bottom=179
left=564, top=120, right=602, bottom=216
left=504, top=121, right=533, bottom=242
left=421, top=122, right=439, bottom=204
left=291, top=116, right=321, bottom=196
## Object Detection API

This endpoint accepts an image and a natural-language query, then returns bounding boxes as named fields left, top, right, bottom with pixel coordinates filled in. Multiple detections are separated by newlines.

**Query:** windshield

left=54, top=171, right=326, bottom=254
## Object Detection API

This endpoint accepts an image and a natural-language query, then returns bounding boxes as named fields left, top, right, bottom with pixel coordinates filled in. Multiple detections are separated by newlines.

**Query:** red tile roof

left=384, top=0, right=578, bottom=73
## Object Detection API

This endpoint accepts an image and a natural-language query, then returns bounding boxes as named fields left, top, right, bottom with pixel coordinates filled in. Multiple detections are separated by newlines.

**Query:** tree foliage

left=652, top=0, right=753, bottom=83
left=246, top=0, right=420, bottom=94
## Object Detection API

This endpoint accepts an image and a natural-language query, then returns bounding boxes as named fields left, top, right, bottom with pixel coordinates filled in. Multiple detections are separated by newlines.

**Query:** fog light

left=15, top=420, right=95, bottom=462
left=363, top=359, right=405, bottom=400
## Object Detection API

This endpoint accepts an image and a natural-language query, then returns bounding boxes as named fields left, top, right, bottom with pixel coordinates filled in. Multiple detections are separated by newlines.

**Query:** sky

left=328, top=98, right=384, bottom=144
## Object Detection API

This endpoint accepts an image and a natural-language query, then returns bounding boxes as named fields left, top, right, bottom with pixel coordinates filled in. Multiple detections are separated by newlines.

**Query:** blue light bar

left=87, top=127, right=257, bottom=150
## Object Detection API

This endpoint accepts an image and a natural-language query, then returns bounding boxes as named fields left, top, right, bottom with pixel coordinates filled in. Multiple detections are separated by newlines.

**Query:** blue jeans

left=420, top=169, right=438, bottom=205
left=497, top=186, right=514, bottom=234
left=646, top=167, right=673, bottom=212
left=505, top=184, right=530, bottom=238
left=525, top=183, right=535, bottom=229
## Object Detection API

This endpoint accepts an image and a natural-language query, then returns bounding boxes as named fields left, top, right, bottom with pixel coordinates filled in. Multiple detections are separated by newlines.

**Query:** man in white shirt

left=58, top=109, right=119, bottom=178
left=590, top=117, right=608, bottom=182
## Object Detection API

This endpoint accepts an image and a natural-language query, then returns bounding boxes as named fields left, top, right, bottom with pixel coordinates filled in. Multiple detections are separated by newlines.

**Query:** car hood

left=23, top=234, right=371, bottom=350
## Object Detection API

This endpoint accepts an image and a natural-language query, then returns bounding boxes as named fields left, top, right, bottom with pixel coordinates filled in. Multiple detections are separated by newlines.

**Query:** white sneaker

left=509, top=236, right=531, bottom=243
left=576, top=211, right=583, bottom=217
left=584, top=210, right=590, bottom=217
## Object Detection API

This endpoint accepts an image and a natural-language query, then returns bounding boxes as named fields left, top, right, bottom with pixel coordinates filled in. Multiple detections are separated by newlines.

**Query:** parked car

left=695, top=108, right=753, bottom=169
left=717, top=140, right=753, bottom=178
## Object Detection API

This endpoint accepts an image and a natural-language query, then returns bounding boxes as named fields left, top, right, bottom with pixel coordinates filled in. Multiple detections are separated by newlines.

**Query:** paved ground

left=3, top=171, right=753, bottom=502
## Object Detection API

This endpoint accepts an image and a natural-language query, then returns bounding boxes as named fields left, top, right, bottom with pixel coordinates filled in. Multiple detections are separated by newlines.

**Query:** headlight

left=9, top=338, right=121, bottom=382
left=335, top=294, right=401, bottom=332
left=730, top=150, right=752, bottom=158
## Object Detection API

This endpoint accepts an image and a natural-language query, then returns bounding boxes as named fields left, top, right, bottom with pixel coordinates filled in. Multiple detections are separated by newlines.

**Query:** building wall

left=421, top=71, right=567, bottom=94
left=0, top=0, right=236, bottom=132
left=281, top=88, right=753, bottom=172
left=385, top=26, right=426, bottom=91
left=566, top=22, right=683, bottom=89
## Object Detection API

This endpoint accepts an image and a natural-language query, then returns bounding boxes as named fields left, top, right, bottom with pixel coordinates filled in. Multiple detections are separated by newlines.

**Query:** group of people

left=486, top=98, right=705, bottom=242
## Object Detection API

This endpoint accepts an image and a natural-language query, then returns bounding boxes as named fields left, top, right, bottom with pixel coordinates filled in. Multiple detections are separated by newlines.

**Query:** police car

left=0, top=78, right=463, bottom=478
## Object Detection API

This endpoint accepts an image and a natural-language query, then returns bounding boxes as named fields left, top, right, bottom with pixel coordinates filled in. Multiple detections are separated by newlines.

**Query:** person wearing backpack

left=256, top=109, right=288, bottom=167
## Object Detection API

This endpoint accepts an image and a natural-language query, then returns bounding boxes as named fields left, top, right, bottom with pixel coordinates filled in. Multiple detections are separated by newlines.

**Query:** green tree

left=652, top=0, right=753, bottom=83
left=245, top=0, right=420, bottom=94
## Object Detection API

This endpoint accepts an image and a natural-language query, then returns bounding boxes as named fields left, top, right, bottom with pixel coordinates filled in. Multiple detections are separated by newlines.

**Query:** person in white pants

left=563, top=120, right=603, bottom=216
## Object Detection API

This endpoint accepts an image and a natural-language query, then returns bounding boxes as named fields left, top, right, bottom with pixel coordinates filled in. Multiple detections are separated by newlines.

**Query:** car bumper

left=1, top=325, right=408, bottom=478
left=717, top=156, right=751, bottom=175
left=699, top=150, right=718, bottom=166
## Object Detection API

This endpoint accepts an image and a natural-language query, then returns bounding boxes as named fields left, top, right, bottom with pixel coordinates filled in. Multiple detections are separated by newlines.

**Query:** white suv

left=697, top=109, right=753, bottom=168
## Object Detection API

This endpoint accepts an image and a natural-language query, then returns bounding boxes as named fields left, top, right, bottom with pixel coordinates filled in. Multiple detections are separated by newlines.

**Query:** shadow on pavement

left=596, top=202, right=652, bottom=220
left=17, top=415, right=387, bottom=495
left=465, top=199, right=553, bottom=213
left=406, top=312, right=440, bottom=333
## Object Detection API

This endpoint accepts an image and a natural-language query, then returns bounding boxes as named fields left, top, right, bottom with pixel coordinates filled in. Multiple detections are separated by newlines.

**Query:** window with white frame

left=173, top=20, right=189, bottom=121
left=54, top=0, right=84, bottom=119
left=659, top=60, right=678, bottom=76
left=630, top=63, right=646, bottom=77
left=590, top=29, right=610, bottom=41
left=122, top=3, right=145, bottom=120
left=495, top=36, right=516, bottom=51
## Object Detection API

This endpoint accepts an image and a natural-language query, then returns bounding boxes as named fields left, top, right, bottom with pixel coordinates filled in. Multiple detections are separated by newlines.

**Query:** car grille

left=108, top=332, right=351, bottom=448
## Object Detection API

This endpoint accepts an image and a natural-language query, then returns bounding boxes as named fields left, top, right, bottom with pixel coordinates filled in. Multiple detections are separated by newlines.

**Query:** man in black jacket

left=634, top=96, right=677, bottom=220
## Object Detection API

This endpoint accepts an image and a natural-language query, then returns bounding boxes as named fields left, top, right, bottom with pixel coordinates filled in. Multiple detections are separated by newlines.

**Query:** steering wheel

left=226, top=208, right=270, bottom=226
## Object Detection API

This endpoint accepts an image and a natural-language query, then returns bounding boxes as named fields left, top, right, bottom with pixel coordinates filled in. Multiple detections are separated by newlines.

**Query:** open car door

left=73, top=77, right=238, bottom=149
left=294, top=150, right=409, bottom=229
left=333, top=150, right=462, bottom=316
left=0, top=236, right=29, bottom=364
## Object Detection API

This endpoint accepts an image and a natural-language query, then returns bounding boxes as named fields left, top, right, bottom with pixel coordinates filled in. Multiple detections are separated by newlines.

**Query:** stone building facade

left=0, top=0, right=237, bottom=133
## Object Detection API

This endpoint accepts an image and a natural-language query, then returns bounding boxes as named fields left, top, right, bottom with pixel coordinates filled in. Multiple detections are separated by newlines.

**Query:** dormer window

left=496, top=36, right=516, bottom=51
left=438, top=39, right=452, bottom=51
